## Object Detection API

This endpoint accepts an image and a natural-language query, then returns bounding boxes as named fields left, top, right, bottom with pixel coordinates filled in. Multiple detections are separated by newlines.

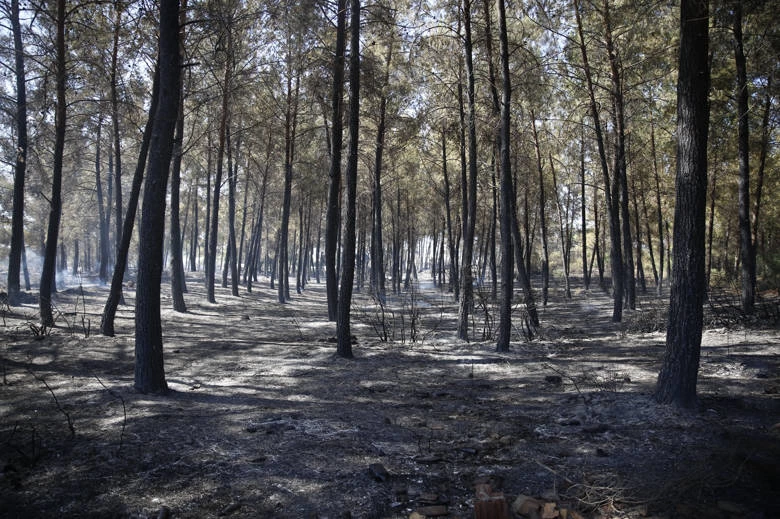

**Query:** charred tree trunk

left=134, top=0, right=180, bottom=394
left=7, top=0, right=28, bottom=306
left=40, top=0, right=66, bottom=327
left=651, top=122, right=664, bottom=293
left=207, top=24, right=233, bottom=304
left=169, top=0, right=188, bottom=312
left=579, top=126, right=590, bottom=290
left=111, top=0, right=124, bottom=279
left=654, top=0, right=710, bottom=409
left=100, top=67, right=160, bottom=337
left=278, top=67, right=299, bottom=304
left=603, top=0, right=635, bottom=310
left=326, top=0, right=347, bottom=320
left=370, top=42, right=391, bottom=301
left=457, top=0, right=478, bottom=340
left=441, top=126, right=457, bottom=294
left=336, top=0, right=360, bottom=358
left=95, top=118, right=110, bottom=282
left=574, top=0, right=623, bottom=321
left=496, top=0, right=514, bottom=351
left=733, top=2, right=755, bottom=315
left=531, top=114, right=550, bottom=306
left=226, top=126, right=240, bottom=297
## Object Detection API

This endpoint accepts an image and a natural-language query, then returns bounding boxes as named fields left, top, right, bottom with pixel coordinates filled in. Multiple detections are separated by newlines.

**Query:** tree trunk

left=72, top=239, right=79, bottom=276
left=392, top=186, right=402, bottom=294
left=603, top=0, right=635, bottom=310
left=336, top=0, right=360, bottom=358
left=111, top=0, right=124, bottom=276
left=441, top=126, right=457, bottom=294
left=247, top=143, right=271, bottom=290
left=734, top=1, right=755, bottom=315
left=22, top=240, right=31, bottom=290
left=7, top=0, right=28, bottom=306
left=169, top=3, right=187, bottom=312
left=134, top=0, right=180, bottom=394
left=95, top=118, right=111, bottom=283
left=706, top=164, right=718, bottom=289
left=631, top=176, right=646, bottom=292
left=297, top=204, right=305, bottom=293
left=326, top=0, right=347, bottom=320
left=654, top=0, right=709, bottom=409
left=315, top=198, right=323, bottom=283
left=238, top=158, right=249, bottom=280
left=751, top=76, right=771, bottom=259
left=579, top=126, right=589, bottom=290
left=496, top=0, right=513, bottom=352
left=574, top=0, right=623, bottom=321
left=204, top=138, right=212, bottom=280
left=531, top=114, right=550, bottom=306
left=39, top=0, right=66, bottom=327
left=279, top=66, right=299, bottom=303
left=510, top=174, right=539, bottom=329
left=457, top=0, right=478, bottom=340
left=207, top=25, right=234, bottom=304
left=638, top=168, right=659, bottom=287
left=454, top=51, right=465, bottom=301
left=371, top=43, right=392, bottom=301
left=551, top=153, right=572, bottom=298
left=650, top=122, right=665, bottom=293
left=101, top=66, right=160, bottom=337
left=226, top=126, right=240, bottom=297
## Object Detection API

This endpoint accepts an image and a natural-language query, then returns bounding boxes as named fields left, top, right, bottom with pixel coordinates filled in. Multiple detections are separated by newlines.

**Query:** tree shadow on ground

left=1, top=275, right=779, bottom=518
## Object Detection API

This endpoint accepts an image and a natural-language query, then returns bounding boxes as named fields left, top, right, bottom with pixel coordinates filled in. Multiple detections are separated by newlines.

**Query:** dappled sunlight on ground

left=1, top=274, right=778, bottom=517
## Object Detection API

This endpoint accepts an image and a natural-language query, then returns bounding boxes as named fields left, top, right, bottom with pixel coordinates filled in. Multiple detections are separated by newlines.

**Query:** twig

left=29, top=370, right=75, bottom=438
left=543, top=362, right=585, bottom=399
left=94, top=375, right=127, bottom=455
left=535, top=459, right=576, bottom=487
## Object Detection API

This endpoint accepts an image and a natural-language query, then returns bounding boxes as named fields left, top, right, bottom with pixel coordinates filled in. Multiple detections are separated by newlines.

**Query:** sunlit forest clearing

left=1, top=0, right=779, bottom=516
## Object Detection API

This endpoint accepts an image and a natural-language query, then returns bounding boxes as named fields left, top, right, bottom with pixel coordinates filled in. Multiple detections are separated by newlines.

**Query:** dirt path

left=1, top=276, right=778, bottom=518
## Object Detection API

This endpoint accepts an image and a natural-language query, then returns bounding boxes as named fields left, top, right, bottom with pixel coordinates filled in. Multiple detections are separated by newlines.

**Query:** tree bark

left=169, top=0, right=188, bottom=312
left=134, top=0, right=180, bottom=394
left=551, top=153, right=572, bottom=298
left=496, top=0, right=513, bottom=352
left=733, top=1, right=755, bottom=315
left=326, top=0, right=347, bottom=320
left=226, top=126, right=240, bottom=297
left=650, top=121, right=665, bottom=293
left=457, top=0, right=478, bottom=340
left=207, top=22, right=234, bottom=304
left=603, top=0, right=635, bottom=310
left=95, top=118, right=110, bottom=283
left=111, top=0, right=124, bottom=275
left=278, top=67, right=299, bottom=303
left=531, top=114, right=550, bottom=306
left=336, top=0, right=360, bottom=358
left=7, top=0, right=28, bottom=306
left=654, top=0, right=709, bottom=409
left=101, top=67, right=160, bottom=337
left=579, top=126, right=589, bottom=290
left=751, top=76, right=771, bottom=257
left=39, top=0, right=66, bottom=327
left=371, top=43, right=392, bottom=302
left=441, top=125, right=457, bottom=294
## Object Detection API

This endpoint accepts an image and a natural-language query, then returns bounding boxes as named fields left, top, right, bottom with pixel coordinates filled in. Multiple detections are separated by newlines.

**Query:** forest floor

left=1, top=273, right=779, bottom=519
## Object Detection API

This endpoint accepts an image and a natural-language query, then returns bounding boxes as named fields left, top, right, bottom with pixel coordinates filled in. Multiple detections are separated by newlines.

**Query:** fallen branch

left=29, top=370, right=75, bottom=438
left=95, top=375, right=127, bottom=455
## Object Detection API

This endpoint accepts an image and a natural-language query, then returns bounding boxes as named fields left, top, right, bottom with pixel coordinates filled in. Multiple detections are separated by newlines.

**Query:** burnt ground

left=1, top=274, right=779, bottom=518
